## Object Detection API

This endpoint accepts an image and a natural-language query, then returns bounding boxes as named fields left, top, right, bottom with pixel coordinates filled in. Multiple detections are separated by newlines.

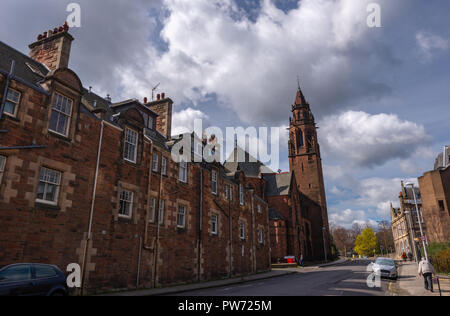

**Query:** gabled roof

left=263, top=172, right=293, bottom=196
left=224, top=146, right=273, bottom=178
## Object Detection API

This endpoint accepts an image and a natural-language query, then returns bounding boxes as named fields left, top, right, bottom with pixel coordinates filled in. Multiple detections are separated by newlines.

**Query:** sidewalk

left=391, top=261, right=450, bottom=296
left=98, top=270, right=296, bottom=296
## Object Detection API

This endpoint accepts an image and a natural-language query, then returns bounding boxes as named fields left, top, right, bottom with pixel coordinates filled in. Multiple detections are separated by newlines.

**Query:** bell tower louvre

left=288, top=85, right=331, bottom=255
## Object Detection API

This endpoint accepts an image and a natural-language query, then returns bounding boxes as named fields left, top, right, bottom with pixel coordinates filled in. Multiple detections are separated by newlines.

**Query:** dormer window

left=124, top=128, right=138, bottom=163
left=3, top=88, right=20, bottom=117
left=49, top=92, right=73, bottom=137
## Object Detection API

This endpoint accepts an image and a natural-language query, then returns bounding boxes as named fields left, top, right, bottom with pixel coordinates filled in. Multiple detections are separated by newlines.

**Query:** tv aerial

left=152, top=83, right=160, bottom=101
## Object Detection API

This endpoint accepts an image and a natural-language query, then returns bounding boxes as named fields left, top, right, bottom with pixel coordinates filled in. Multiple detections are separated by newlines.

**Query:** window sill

left=48, top=130, right=72, bottom=142
left=2, top=113, right=19, bottom=122
left=35, top=202, right=61, bottom=211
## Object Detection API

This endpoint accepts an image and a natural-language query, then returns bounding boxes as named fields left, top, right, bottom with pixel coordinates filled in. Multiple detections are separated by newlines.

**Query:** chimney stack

left=29, top=22, right=74, bottom=72
left=143, top=97, right=148, bottom=104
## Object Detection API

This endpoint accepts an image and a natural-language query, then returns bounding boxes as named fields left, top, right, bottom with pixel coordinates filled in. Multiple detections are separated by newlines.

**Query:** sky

left=1, top=0, right=449, bottom=229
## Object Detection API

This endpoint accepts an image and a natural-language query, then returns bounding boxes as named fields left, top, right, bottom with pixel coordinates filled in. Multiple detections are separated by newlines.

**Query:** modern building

left=418, top=147, right=450, bottom=243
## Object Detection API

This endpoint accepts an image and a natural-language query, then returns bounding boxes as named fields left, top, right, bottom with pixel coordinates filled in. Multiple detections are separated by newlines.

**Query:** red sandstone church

left=0, top=23, right=330, bottom=293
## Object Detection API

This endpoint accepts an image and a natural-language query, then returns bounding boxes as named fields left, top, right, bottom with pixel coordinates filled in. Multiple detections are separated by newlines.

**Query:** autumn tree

left=354, top=228, right=379, bottom=257
left=332, top=226, right=353, bottom=257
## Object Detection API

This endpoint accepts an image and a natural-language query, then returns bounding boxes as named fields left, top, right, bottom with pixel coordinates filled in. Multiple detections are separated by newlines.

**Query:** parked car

left=370, top=257, right=398, bottom=280
left=0, top=264, right=68, bottom=296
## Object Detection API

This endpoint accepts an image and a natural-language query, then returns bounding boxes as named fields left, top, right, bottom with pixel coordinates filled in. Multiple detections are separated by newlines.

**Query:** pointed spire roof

left=295, top=87, right=307, bottom=106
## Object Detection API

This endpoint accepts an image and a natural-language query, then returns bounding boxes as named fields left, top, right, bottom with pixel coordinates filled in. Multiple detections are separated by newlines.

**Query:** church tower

left=288, top=85, right=330, bottom=256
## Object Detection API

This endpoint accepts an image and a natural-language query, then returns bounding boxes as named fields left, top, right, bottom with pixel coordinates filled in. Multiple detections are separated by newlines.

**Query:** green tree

left=354, top=228, right=379, bottom=257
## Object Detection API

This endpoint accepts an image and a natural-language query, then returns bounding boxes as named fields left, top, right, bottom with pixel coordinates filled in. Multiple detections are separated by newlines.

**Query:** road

left=171, top=260, right=394, bottom=296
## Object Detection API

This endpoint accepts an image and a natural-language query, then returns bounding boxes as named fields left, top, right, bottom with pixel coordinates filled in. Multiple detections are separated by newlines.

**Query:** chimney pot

left=59, top=26, right=64, bottom=32
left=37, top=34, right=43, bottom=41
left=43, top=32, right=48, bottom=38
left=157, top=94, right=161, bottom=100
left=144, top=97, right=148, bottom=104
left=161, top=93, right=165, bottom=99
left=53, top=27, right=58, bottom=34
left=63, top=21, right=69, bottom=32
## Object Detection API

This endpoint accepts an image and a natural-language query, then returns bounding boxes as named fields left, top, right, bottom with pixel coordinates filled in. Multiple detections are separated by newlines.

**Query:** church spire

left=294, top=76, right=308, bottom=106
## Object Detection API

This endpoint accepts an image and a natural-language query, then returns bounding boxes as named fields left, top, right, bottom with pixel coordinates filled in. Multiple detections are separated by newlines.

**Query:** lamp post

left=405, top=182, right=428, bottom=261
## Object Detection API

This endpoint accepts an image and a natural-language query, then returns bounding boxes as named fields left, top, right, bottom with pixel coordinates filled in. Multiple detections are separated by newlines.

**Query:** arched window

left=297, top=130, right=304, bottom=148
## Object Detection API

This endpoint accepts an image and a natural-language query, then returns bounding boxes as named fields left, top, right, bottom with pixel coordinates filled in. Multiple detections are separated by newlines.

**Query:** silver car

left=371, top=257, right=398, bottom=280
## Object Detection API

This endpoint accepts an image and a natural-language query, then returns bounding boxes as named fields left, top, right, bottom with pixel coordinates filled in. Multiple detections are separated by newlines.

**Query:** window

left=159, top=200, right=165, bottom=224
left=0, top=155, right=5, bottom=183
left=36, top=167, right=61, bottom=205
left=211, top=214, right=218, bottom=235
left=161, top=157, right=167, bottom=175
left=179, top=160, right=187, bottom=183
left=225, top=185, right=229, bottom=200
left=257, top=204, right=262, bottom=214
left=211, top=170, right=218, bottom=194
left=149, top=197, right=156, bottom=223
left=49, top=92, right=73, bottom=137
left=152, top=153, right=159, bottom=172
left=0, top=265, right=31, bottom=283
left=259, top=228, right=263, bottom=244
left=124, top=128, right=138, bottom=163
left=239, top=184, right=244, bottom=205
left=119, top=189, right=133, bottom=218
left=229, top=186, right=233, bottom=201
left=438, top=200, right=445, bottom=212
left=3, top=88, right=20, bottom=117
left=177, top=205, right=186, bottom=228
left=35, top=265, right=57, bottom=279
left=240, top=222, right=245, bottom=240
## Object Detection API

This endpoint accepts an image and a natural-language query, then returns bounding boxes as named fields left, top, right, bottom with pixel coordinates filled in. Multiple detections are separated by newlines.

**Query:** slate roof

left=224, top=146, right=273, bottom=178
left=264, top=172, right=292, bottom=197
left=0, top=41, right=49, bottom=88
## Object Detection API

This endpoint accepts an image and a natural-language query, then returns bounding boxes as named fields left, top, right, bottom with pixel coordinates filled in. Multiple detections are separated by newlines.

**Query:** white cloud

left=319, top=111, right=430, bottom=167
left=113, top=0, right=397, bottom=125
left=172, top=107, right=209, bottom=136
left=416, top=31, right=449, bottom=60
left=329, top=208, right=367, bottom=229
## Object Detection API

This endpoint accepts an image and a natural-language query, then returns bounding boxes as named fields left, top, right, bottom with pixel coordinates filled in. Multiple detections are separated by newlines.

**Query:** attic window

left=26, top=62, right=45, bottom=77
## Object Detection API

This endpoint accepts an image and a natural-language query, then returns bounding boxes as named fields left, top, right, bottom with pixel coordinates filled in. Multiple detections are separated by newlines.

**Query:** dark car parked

left=0, top=264, right=68, bottom=296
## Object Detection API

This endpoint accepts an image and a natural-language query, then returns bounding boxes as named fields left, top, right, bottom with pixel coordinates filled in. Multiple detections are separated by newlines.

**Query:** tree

left=332, top=226, right=353, bottom=257
left=354, top=228, right=379, bottom=257
left=376, top=221, right=394, bottom=255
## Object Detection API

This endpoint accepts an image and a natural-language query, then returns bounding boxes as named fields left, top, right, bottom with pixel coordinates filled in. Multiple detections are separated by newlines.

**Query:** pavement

left=99, top=258, right=348, bottom=296
left=390, top=261, right=450, bottom=296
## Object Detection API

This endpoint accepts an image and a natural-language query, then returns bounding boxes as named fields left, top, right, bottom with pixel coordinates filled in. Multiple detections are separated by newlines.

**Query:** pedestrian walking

left=300, top=254, right=304, bottom=268
left=418, top=257, right=435, bottom=292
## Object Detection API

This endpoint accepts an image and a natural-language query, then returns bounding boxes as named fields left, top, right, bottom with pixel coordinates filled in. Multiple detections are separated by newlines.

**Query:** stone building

left=418, top=148, right=450, bottom=243
left=391, top=181, right=427, bottom=259
left=224, top=88, right=331, bottom=263
left=0, top=24, right=271, bottom=293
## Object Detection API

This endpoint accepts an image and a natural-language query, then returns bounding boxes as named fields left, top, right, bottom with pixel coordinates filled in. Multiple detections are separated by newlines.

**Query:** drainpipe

left=250, top=193, right=256, bottom=273
left=197, top=167, right=203, bottom=282
left=152, top=162, right=164, bottom=288
left=0, top=60, right=15, bottom=122
left=228, top=187, right=232, bottom=278
left=81, top=120, right=104, bottom=295
left=144, top=139, right=154, bottom=250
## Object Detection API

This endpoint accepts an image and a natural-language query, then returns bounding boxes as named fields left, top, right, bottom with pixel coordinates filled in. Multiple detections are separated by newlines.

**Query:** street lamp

left=405, top=182, right=428, bottom=261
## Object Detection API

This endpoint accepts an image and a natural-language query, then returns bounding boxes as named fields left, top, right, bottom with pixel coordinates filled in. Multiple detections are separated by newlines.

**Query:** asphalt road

left=171, top=260, right=394, bottom=296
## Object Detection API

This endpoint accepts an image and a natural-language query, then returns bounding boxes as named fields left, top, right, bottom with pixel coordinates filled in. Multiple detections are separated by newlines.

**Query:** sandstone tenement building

left=0, top=24, right=330, bottom=293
